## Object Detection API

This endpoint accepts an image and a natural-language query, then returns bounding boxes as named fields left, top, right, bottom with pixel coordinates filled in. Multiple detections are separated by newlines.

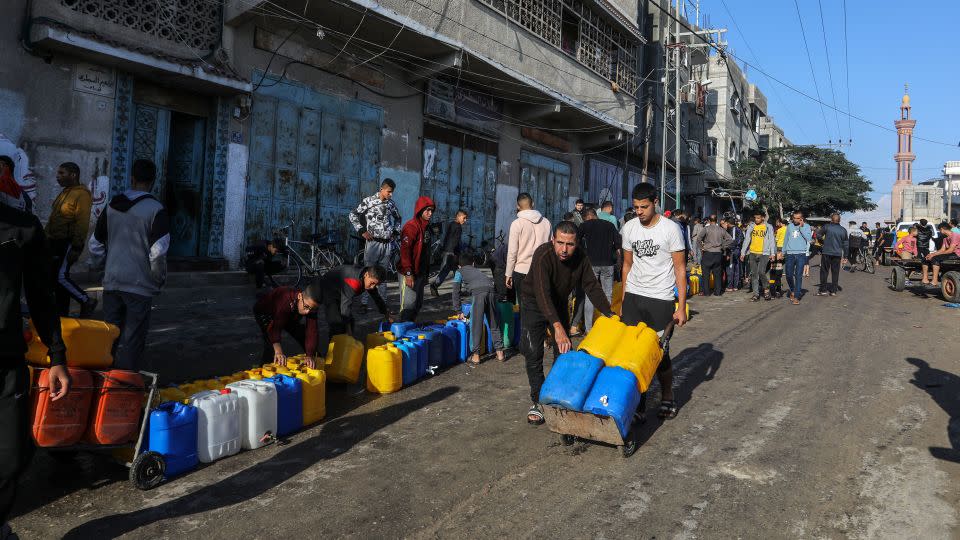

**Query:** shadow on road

left=61, top=386, right=460, bottom=538
left=635, top=343, right=724, bottom=447
left=906, top=357, right=960, bottom=463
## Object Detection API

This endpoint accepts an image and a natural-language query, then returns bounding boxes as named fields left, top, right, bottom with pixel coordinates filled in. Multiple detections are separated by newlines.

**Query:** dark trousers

left=570, top=288, right=584, bottom=327
left=726, top=253, right=743, bottom=289
left=701, top=251, right=723, bottom=295
left=511, top=272, right=527, bottom=312
left=246, top=258, right=285, bottom=288
left=50, top=239, right=89, bottom=316
left=520, top=300, right=563, bottom=404
left=399, top=273, right=428, bottom=322
left=0, top=363, right=32, bottom=524
left=103, top=290, right=153, bottom=371
left=493, top=265, right=510, bottom=303
left=470, top=291, right=503, bottom=354
left=433, top=252, right=457, bottom=286
left=819, top=254, right=842, bottom=293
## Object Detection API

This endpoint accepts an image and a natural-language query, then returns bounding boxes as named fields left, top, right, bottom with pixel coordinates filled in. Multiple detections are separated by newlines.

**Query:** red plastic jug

left=84, top=370, right=146, bottom=445
left=31, top=368, right=94, bottom=447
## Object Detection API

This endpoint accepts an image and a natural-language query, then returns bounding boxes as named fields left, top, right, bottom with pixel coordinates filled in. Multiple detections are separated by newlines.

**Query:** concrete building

left=2, top=0, right=645, bottom=268
left=918, top=160, right=960, bottom=223
left=898, top=184, right=945, bottom=223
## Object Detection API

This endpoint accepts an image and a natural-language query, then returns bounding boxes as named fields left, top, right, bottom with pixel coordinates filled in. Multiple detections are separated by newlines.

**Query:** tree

left=730, top=146, right=876, bottom=218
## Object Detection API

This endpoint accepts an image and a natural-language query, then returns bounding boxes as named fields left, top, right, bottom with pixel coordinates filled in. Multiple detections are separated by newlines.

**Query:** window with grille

left=59, top=0, right=222, bottom=52
left=476, top=0, right=641, bottom=95
left=914, top=192, right=928, bottom=207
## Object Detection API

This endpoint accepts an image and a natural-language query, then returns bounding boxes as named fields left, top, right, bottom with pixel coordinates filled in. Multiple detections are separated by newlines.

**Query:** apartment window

left=707, top=138, right=718, bottom=156
left=728, top=141, right=737, bottom=160
left=477, top=0, right=641, bottom=94
left=914, top=192, right=928, bottom=207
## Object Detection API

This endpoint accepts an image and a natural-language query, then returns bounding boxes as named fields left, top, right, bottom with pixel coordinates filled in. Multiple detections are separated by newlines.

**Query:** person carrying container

left=253, top=281, right=325, bottom=368
left=318, top=264, right=393, bottom=336
left=1, top=198, right=70, bottom=539
left=397, top=196, right=436, bottom=322
left=619, top=183, right=687, bottom=420
left=520, top=221, right=614, bottom=425
left=457, top=252, right=506, bottom=365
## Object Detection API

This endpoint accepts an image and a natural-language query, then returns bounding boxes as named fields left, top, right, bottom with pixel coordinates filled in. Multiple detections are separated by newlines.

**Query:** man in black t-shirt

left=430, top=210, right=468, bottom=303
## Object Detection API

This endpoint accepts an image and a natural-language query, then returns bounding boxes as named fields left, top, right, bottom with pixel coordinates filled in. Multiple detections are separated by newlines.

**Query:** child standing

left=458, top=252, right=505, bottom=365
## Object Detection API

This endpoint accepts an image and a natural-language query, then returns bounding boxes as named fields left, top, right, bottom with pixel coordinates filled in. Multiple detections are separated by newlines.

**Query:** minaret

left=891, top=84, right=916, bottom=221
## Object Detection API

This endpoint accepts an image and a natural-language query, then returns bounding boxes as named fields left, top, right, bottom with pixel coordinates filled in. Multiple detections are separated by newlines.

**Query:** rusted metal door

left=422, top=139, right=497, bottom=248
left=247, top=80, right=382, bottom=252
left=520, top=151, right=571, bottom=228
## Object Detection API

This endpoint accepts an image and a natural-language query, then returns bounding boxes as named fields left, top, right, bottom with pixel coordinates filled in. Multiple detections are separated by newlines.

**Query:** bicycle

left=352, top=235, right=400, bottom=277
left=271, top=221, right=344, bottom=289
left=851, top=242, right=876, bottom=274
left=474, top=230, right=506, bottom=268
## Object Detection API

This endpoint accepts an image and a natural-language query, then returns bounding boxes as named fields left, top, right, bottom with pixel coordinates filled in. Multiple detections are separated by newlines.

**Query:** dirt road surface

left=10, top=269, right=960, bottom=539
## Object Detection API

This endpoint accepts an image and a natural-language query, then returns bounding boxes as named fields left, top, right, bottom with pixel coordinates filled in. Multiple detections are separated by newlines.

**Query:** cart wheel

left=892, top=266, right=906, bottom=292
left=882, top=251, right=892, bottom=266
left=130, top=451, right=165, bottom=490
left=621, top=437, right=638, bottom=458
left=942, top=271, right=960, bottom=303
left=559, top=434, right=575, bottom=446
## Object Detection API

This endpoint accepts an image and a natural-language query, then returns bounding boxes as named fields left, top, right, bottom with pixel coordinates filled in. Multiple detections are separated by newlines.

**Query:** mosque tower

left=891, top=84, right=916, bottom=221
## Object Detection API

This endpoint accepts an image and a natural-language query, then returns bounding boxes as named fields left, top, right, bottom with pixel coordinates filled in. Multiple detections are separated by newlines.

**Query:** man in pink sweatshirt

left=505, top=192, right=552, bottom=311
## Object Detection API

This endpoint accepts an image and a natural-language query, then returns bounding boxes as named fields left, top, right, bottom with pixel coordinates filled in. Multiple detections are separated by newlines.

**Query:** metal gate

left=520, top=151, right=570, bottom=229
left=421, top=138, right=497, bottom=248
left=246, top=79, right=382, bottom=252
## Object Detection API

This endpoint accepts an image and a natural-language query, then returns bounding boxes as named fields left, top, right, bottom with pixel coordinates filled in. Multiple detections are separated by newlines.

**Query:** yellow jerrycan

left=245, top=368, right=264, bottom=380
left=158, top=387, right=187, bottom=404
left=366, top=345, right=403, bottom=394
left=688, top=275, right=701, bottom=295
left=325, top=335, right=364, bottom=384
left=297, top=370, right=326, bottom=425
left=606, top=323, right=663, bottom=392
left=577, top=315, right=627, bottom=361
left=593, top=280, right=624, bottom=321
left=675, top=302, right=690, bottom=320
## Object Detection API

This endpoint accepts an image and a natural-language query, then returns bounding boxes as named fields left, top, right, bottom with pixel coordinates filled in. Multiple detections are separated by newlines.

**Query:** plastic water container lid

left=418, top=334, right=426, bottom=339
left=220, top=389, right=231, bottom=394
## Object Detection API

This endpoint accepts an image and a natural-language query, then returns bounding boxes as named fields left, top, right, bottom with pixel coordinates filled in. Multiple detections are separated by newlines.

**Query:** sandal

left=467, top=354, right=481, bottom=366
left=657, top=400, right=678, bottom=420
left=751, top=295, right=760, bottom=302
left=496, top=350, right=505, bottom=362
left=792, top=297, right=800, bottom=305
left=527, top=404, right=545, bottom=425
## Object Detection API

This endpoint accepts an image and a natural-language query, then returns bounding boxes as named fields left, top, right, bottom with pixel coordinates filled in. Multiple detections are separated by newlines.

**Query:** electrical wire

left=792, top=0, right=832, bottom=142
left=717, top=0, right=811, bottom=144
left=252, top=27, right=298, bottom=91
left=842, top=0, right=853, bottom=142
left=816, top=0, right=843, bottom=141
left=648, top=1, right=958, bottom=148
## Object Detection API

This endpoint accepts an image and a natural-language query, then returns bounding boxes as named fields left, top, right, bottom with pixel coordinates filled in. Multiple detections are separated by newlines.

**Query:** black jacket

left=1, top=204, right=65, bottom=368
left=318, top=265, right=387, bottom=324
left=579, top=218, right=620, bottom=267
left=442, top=220, right=462, bottom=254
left=521, top=243, right=612, bottom=326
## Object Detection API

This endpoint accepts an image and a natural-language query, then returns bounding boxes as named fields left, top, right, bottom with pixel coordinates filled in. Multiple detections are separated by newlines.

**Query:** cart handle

left=659, top=320, right=676, bottom=349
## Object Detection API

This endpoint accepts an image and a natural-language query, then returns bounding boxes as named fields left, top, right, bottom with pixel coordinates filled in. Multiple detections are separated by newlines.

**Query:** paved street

left=10, top=267, right=960, bottom=539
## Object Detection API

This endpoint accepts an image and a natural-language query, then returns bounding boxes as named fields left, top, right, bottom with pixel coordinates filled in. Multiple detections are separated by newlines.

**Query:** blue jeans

left=784, top=254, right=807, bottom=298
left=584, top=265, right=614, bottom=332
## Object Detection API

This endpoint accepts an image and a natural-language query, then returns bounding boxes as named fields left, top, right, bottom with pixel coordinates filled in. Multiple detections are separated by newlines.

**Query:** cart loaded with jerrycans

left=24, top=317, right=168, bottom=489
left=539, top=316, right=676, bottom=458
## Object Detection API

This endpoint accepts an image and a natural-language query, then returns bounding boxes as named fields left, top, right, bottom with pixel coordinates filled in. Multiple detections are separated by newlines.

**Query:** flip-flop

left=528, top=404, right=545, bottom=425
left=657, top=400, right=678, bottom=420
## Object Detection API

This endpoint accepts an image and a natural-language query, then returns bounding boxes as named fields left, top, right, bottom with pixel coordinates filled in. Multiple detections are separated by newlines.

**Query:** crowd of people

left=3, top=147, right=960, bottom=538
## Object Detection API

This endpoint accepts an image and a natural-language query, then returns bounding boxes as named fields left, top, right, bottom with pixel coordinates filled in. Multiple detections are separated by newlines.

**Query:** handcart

left=544, top=322, right=676, bottom=458
left=41, top=370, right=165, bottom=490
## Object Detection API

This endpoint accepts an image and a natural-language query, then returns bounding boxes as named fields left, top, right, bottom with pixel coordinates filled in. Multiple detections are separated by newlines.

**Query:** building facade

left=2, top=0, right=645, bottom=268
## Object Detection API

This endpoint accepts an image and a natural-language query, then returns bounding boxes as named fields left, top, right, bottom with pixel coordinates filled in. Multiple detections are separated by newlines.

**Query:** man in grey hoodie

left=88, top=159, right=169, bottom=371
left=739, top=212, right=777, bottom=301
left=505, top=193, right=552, bottom=312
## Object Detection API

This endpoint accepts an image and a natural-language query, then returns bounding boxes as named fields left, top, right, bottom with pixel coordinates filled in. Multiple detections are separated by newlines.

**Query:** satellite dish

left=745, top=189, right=757, bottom=202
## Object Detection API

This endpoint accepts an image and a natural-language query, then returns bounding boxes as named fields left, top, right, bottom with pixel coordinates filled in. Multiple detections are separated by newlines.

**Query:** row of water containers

left=539, top=316, right=664, bottom=438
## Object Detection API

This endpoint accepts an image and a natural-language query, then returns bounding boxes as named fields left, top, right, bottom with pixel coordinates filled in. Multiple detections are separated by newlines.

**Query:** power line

left=647, top=1, right=958, bottom=148
left=792, top=0, right=832, bottom=141
left=816, top=0, right=843, bottom=141
left=718, top=0, right=811, bottom=144
left=842, top=0, right=853, bottom=142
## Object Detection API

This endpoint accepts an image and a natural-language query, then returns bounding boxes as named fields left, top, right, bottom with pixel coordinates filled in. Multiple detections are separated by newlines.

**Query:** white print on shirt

left=631, top=239, right=660, bottom=257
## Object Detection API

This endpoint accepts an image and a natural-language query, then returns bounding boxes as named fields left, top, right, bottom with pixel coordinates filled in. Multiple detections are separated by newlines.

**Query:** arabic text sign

left=74, top=63, right=116, bottom=98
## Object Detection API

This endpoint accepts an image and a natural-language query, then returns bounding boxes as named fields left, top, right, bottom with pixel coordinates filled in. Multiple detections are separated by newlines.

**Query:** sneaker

left=829, top=292, right=837, bottom=297
left=751, top=295, right=760, bottom=302
left=429, top=283, right=439, bottom=297
left=815, top=291, right=827, bottom=296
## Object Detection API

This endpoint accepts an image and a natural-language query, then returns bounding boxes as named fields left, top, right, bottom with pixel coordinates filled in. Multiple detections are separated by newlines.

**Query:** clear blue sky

left=705, top=0, right=960, bottom=219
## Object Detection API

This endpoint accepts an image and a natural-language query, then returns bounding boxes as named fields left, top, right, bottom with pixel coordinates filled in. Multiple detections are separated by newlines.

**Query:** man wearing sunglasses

left=253, top=280, right=325, bottom=368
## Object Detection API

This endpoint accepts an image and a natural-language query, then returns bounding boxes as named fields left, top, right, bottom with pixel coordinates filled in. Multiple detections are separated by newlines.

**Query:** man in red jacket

left=398, top=196, right=435, bottom=322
